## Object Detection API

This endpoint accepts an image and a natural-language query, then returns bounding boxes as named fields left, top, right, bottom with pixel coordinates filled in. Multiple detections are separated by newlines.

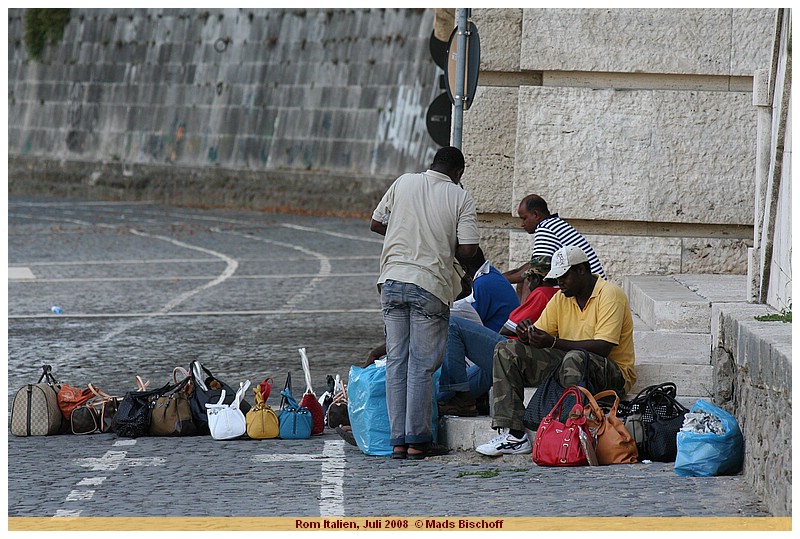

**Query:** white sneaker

left=476, top=431, right=532, bottom=456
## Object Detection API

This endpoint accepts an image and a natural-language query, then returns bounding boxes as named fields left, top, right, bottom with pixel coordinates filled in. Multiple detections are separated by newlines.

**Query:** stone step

left=624, top=275, right=711, bottom=333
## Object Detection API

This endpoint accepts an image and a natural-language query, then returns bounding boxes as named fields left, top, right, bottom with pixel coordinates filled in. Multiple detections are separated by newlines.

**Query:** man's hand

left=516, top=319, right=556, bottom=348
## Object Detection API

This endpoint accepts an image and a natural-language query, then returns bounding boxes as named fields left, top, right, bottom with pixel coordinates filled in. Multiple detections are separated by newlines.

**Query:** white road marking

left=280, top=223, right=385, bottom=244
left=8, top=308, right=381, bottom=320
left=8, top=212, right=240, bottom=362
left=320, top=440, right=346, bottom=516
left=112, top=439, right=137, bottom=447
left=75, top=450, right=166, bottom=471
left=10, top=272, right=377, bottom=284
left=65, top=490, right=95, bottom=501
left=8, top=267, right=35, bottom=279
left=219, top=228, right=330, bottom=311
left=76, top=477, right=107, bottom=486
left=252, top=440, right=346, bottom=517
left=53, top=510, right=82, bottom=517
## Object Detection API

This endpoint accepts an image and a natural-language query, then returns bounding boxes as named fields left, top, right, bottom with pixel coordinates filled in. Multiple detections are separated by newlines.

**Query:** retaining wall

left=8, top=7, right=440, bottom=215
left=711, top=303, right=792, bottom=516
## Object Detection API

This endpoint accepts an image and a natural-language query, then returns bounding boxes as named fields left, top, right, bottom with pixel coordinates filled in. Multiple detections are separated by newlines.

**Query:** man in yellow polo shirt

left=476, top=245, right=636, bottom=456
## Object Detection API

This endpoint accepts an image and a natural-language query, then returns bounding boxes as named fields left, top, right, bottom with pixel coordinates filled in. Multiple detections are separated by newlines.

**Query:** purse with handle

left=10, top=365, right=65, bottom=437
left=188, top=360, right=250, bottom=435
left=246, top=385, right=280, bottom=439
left=150, top=375, right=196, bottom=437
left=532, top=385, right=592, bottom=467
left=278, top=372, right=312, bottom=439
left=298, top=348, right=325, bottom=435
left=205, top=380, right=251, bottom=441
left=70, top=384, right=121, bottom=435
left=576, top=386, right=638, bottom=465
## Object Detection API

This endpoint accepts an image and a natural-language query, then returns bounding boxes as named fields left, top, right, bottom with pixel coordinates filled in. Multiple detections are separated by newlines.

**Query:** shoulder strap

left=233, top=380, right=251, bottom=408
left=135, top=376, right=151, bottom=391
left=299, top=348, right=313, bottom=392
left=38, top=364, right=59, bottom=385
left=173, top=366, right=190, bottom=384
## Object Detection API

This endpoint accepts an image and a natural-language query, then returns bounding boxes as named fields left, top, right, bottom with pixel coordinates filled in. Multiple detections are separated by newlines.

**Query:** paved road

left=6, top=197, right=777, bottom=530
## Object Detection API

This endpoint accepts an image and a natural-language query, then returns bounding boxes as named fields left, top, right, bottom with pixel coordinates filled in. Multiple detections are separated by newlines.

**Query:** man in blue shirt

left=457, top=246, right=520, bottom=333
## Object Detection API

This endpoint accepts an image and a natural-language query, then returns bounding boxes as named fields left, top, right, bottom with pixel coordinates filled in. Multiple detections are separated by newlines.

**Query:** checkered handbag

left=10, top=365, right=65, bottom=436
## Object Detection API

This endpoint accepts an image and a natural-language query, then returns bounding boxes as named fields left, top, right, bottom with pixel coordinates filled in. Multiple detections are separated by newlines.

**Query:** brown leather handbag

left=578, top=386, right=638, bottom=465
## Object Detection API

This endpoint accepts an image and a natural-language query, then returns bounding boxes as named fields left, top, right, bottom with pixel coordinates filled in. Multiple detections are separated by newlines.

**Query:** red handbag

left=299, top=348, right=325, bottom=435
left=532, top=385, right=592, bottom=466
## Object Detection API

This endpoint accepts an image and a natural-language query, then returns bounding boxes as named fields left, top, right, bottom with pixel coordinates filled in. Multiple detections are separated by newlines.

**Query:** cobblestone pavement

left=6, top=197, right=773, bottom=526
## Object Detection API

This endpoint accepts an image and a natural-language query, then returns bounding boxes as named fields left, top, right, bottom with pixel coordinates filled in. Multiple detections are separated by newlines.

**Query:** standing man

left=370, top=146, right=479, bottom=460
left=503, top=194, right=605, bottom=301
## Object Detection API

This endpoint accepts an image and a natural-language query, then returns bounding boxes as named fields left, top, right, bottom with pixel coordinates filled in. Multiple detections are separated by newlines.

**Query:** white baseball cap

left=545, top=245, right=589, bottom=279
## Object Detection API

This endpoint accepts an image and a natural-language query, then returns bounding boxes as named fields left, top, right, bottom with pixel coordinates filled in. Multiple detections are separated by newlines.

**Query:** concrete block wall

left=8, top=8, right=440, bottom=214
left=461, top=8, right=775, bottom=282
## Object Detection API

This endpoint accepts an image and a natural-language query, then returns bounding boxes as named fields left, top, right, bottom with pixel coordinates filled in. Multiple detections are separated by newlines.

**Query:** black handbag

left=112, top=382, right=171, bottom=438
left=522, top=350, right=595, bottom=431
left=617, top=382, right=688, bottom=461
left=188, top=360, right=250, bottom=435
left=643, top=390, right=689, bottom=462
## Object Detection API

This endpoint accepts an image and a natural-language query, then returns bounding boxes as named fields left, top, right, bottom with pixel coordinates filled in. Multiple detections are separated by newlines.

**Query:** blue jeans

left=438, top=316, right=508, bottom=400
left=380, top=280, right=449, bottom=446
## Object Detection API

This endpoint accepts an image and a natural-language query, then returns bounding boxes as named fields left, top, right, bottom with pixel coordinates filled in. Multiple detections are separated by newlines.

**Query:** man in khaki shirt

left=371, top=146, right=479, bottom=460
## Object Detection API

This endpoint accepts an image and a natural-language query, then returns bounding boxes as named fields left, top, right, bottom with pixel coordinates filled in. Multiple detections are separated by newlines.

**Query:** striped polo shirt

left=532, top=214, right=606, bottom=279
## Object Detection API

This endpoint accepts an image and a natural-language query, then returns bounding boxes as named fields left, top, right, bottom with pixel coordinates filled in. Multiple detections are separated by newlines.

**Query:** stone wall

left=462, top=8, right=775, bottom=281
left=711, top=303, right=792, bottom=516
left=8, top=8, right=440, bottom=215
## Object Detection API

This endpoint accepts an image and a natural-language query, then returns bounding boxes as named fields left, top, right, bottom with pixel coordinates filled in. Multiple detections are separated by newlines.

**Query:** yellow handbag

left=246, top=386, right=279, bottom=439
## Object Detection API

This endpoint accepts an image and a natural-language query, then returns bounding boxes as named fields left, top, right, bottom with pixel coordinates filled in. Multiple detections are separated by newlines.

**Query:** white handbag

left=205, top=380, right=251, bottom=440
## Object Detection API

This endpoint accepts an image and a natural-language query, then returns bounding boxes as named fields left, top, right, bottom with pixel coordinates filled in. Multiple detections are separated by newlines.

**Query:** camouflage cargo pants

left=491, top=339, right=626, bottom=431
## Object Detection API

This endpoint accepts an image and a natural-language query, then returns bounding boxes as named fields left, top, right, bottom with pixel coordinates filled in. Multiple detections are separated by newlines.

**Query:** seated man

left=503, top=194, right=606, bottom=302
left=438, top=256, right=559, bottom=416
left=457, top=247, right=520, bottom=333
left=476, top=245, right=636, bottom=456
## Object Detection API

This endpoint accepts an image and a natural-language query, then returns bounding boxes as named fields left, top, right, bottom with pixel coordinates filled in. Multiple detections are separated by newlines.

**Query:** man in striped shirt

left=503, top=194, right=605, bottom=300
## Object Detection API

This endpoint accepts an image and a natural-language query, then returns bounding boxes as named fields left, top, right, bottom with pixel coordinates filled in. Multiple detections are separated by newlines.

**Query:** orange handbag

left=57, top=384, right=96, bottom=421
left=577, top=386, right=639, bottom=465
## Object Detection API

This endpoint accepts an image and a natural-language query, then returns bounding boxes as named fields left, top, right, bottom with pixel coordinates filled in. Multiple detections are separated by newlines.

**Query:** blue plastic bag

left=347, top=360, right=440, bottom=457
left=674, top=400, right=744, bottom=477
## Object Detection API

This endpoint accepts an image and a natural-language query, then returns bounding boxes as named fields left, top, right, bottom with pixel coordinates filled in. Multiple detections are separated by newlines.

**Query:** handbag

left=150, top=376, right=196, bottom=436
left=576, top=387, right=638, bottom=465
left=318, top=374, right=336, bottom=422
left=246, top=386, right=280, bottom=439
left=298, top=348, right=326, bottom=435
left=278, top=373, right=312, bottom=439
left=532, top=385, right=592, bottom=467
left=325, top=376, right=350, bottom=429
left=10, top=365, right=65, bottom=436
left=70, top=385, right=121, bottom=435
left=617, top=382, right=678, bottom=455
left=112, top=380, right=172, bottom=438
left=523, top=349, right=595, bottom=430
left=205, top=380, right=251, bottom=440
left=188, top=360, right=250, bottom=435
left=644, top=389, right=689, bottom=462
left=57, top=383, right=97, bottom=421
